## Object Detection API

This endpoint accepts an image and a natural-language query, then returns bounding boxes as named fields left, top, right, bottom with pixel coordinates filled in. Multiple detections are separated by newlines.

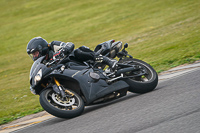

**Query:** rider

left=26, top=37, right=117, bottom=70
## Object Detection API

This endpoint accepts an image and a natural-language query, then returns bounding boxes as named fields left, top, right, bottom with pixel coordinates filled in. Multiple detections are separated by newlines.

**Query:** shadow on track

left=83, top=93, right=138, bottom=114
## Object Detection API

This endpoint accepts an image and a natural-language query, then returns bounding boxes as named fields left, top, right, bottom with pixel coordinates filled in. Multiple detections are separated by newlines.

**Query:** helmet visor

left=28, top=51, right=40, bottom=61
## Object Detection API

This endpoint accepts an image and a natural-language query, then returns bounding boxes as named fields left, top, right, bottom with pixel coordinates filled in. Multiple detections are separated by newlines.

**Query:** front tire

left=119, top=58, right=158, bottom=94
left=40, top=88, right=84, bottom=118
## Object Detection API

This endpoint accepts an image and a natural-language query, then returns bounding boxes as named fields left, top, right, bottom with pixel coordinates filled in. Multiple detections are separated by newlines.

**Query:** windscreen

left=30, top=56, right=45, bottom=77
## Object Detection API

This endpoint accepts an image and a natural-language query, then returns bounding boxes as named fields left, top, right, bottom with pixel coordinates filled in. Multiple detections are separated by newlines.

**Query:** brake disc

left=51, top=93, right=75, bottom=106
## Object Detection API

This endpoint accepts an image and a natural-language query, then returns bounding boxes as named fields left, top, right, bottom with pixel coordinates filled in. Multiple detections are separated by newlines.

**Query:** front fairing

left=30, top=56, right=46, bottom=87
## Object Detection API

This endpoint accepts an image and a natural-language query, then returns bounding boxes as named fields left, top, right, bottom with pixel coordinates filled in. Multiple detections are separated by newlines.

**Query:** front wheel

left=40, top=88, right=84, bottom=118
left=119, top=58, right=158, bottom=94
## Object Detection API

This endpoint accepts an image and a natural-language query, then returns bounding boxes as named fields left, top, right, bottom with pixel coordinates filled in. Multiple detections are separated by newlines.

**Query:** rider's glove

left=52, top=50, right=65, bottom=60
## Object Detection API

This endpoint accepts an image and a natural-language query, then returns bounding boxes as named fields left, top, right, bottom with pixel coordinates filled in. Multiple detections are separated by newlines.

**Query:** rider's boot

left=95, top=55, right=118, bottom=71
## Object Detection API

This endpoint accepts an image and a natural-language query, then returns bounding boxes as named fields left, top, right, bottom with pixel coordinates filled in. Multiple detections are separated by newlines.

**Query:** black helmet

left=27, top=37, right=49, bottom=61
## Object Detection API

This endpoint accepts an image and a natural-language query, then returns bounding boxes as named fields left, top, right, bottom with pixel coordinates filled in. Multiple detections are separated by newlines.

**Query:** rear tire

left=119, top=58, right=158, bottom=94
left=40, top=88, right=84, bottom=118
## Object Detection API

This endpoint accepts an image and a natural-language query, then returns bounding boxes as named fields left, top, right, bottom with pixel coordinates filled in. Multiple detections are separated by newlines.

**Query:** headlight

left=34, top=69, right=42, bottom=84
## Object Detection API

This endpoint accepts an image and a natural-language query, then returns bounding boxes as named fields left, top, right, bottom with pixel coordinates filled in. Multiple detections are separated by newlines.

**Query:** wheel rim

left=124, top=61, right=154, bottom=82
left=45, top=89, right=81, bottom=111
left=51, top=93, right=76, bottom=106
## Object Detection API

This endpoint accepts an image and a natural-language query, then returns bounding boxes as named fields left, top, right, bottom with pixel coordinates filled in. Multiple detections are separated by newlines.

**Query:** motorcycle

left=29, top=40, right=158, bottom=118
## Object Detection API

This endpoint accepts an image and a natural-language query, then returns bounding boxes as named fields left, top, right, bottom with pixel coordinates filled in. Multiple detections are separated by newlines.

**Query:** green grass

left=0, top=0, right=200, bottom=125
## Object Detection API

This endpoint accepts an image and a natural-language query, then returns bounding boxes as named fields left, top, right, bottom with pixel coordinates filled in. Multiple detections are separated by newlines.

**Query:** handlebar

left=46, top=59, right=60, bottom=66
left=46, top=56, right=67, bottom=67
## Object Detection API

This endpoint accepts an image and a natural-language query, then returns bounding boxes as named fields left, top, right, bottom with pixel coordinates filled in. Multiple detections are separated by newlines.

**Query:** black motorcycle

left=29, top=40, right=158, bottom=118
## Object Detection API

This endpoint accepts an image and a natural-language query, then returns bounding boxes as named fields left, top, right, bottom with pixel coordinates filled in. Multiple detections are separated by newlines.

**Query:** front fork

left=53, top=77, right=74, bottom=100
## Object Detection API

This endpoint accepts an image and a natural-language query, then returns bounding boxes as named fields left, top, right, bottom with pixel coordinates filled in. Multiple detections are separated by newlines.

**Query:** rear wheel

left=119, top=58, right=158, bottom=94
left=40, top=87, right=84, bottom=118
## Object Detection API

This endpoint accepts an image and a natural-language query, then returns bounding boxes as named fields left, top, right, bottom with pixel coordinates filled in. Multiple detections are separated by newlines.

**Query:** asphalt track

left=1, top=62, right=200, bottom=133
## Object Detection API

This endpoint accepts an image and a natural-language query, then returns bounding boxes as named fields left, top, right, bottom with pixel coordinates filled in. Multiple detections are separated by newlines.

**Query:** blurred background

left=0, top=0, right=199, bottom=125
